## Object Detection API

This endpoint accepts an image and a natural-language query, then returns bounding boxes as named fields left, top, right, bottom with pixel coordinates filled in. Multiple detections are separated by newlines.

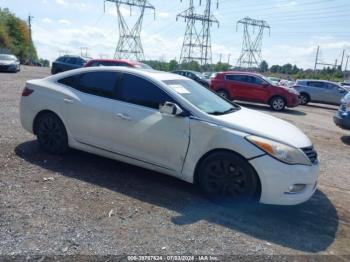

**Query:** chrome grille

left=301, top=146, right=318, bottom=164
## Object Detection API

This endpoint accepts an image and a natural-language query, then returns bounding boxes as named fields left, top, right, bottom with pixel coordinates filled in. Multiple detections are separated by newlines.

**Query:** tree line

left=0, top=8, right=48, bottom=66
left=142, top=59, right=347, bottom=82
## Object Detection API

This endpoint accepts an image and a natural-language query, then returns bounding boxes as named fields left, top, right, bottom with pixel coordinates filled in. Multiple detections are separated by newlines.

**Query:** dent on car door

left=58, top=71, right=120, bottom=148
left=110, top=73, right=190, bottom=172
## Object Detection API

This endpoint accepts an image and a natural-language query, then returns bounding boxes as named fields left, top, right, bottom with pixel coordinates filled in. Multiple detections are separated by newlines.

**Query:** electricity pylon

left=236, top=17, right=270, bottom=69
left=177, top=0, right=219, bottom=69
left=104, top=0, right=155, bottom=61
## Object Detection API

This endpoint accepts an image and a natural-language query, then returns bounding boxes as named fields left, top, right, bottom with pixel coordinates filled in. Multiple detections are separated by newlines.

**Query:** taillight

left=22, top=87, right=34, bottom=97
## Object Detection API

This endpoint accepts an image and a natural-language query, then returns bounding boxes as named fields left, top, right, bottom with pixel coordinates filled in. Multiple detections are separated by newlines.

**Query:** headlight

left=246, top=135, right=312, bottom=166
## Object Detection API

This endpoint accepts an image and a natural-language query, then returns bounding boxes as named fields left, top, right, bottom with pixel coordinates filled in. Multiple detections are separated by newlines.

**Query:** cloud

left=158, top=12, right=170, bottom=18
left=56, top=0, right=68, bottom=6
left=58, top=19, right=71, bottom=25
left=42, top=18, right=52, bottom=24
left=276, top=0, right=298, bottom=9
left=56, top=0, right=86, bottom=9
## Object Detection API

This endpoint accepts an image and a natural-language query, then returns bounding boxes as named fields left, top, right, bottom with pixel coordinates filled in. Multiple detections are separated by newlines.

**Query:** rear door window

left=58, top=71, right=120, bottom=99
left=307, top=81, right=327, bottom=88
left=247, top=76, right=264, bottom=85
left=226, top=74, right=248, bottom=83
left=119, top=73, right=174, bottom=110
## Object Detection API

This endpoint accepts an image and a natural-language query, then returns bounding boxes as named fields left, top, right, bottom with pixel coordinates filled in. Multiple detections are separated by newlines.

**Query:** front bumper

left=286, top=95, right=300, bottom=108
left=249, top=155, right=319, bottom=205
left=333, top=111, right=350, bottom=130
left=0, top=64, right=17, bottom=72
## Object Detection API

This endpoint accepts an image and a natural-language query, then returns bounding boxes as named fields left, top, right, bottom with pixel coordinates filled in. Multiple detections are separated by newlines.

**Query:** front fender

left=181, top=118, right=265, bottom=183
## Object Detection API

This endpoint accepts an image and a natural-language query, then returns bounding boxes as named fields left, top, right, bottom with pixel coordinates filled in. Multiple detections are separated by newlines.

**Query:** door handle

left=116, top=113, right=132, bottom=121
left=64, top=98, right=74, bottom=104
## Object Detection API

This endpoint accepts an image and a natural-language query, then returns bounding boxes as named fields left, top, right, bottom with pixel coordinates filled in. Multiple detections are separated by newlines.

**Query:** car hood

left=209, top=107, right=312, bottom=148
left=0, top=60, right=15, bottom=65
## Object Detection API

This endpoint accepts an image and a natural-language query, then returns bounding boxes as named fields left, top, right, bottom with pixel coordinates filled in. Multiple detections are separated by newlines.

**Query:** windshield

left=163, top=79, right=239, bottom=115
left=0, top=54, right=16, bottom=61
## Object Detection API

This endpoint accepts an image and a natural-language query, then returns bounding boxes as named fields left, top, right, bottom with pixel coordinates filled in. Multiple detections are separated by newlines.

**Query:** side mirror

left=160, top=102, right=184, bottom=116
left=338, top=88, right=346, bottom=93
left=262, top=83, right=269, bottom=88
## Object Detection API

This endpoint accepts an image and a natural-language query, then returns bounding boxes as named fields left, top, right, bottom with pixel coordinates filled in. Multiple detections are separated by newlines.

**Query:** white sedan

left=20, top=67, right=319, bottom=205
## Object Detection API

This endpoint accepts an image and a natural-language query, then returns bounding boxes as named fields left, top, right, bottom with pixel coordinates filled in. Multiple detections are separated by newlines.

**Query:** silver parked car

left=294, top=80, right=348, bottom=105
left=0, top=54, right=20, bottom=73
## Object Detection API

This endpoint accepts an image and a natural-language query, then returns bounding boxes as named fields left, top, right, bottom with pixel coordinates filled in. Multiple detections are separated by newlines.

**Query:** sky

left=1, top=0, right=349, bottom=69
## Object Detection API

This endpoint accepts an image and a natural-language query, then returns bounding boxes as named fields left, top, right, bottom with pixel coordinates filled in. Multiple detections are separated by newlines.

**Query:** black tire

left=299, top=93, right=310, bottom=105
left=270, top=96, right=286, bottom=111
left=197, top=151, right=259, bottom=203
left=217, top=89, right=230, bottom=100
left=36, top=112, right=69, bottom=154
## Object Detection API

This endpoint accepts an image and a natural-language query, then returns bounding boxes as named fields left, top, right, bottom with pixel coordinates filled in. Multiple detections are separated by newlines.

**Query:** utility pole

left=104, top=0, right=155, bottom=61
left=314, top=45, right=339, bottom=70
left=340, top=49, right=345, bottom=70
left=80, top=47, right=89, bottom=58
left=227, top=53, right=231, bottom=65
left=28, top=14, right=34, bottom=40
left=314, top=45, right=319, bottom=71
left=344, top=55, right=349, bottom=81
left=28, top=14, right=34, bottom=64
left=177, top=0, right=219, bottom=70
left=236, top=17, right=270, bottom=69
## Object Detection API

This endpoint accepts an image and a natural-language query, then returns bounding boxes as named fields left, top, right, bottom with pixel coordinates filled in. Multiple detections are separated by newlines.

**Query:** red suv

left=210, top=71, right=300, bottom=111
left=84, top=59, right=152, bottom=69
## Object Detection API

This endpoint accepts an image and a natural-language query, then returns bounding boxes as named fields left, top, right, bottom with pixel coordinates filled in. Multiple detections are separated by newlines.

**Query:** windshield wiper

left=208, top=107, right=239, bottom=115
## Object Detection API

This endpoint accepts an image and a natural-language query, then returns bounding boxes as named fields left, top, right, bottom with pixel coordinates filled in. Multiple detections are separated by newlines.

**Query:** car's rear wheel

left=197, top=151, right=259, bottom=203
left=299, top=93, right=310, bottom=105
left=270, top=96, right=286, bottom=111
left=217, top=90, right=230, bottom=100
left=36, top=112, right=69, bottom=154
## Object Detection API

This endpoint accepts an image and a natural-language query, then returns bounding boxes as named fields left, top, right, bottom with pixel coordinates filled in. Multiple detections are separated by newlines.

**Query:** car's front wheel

left=197, top=151, right=259, bottom=203
left=36, top=112, right=69, bottom=154
left=270, top=96, right=286, bottom=111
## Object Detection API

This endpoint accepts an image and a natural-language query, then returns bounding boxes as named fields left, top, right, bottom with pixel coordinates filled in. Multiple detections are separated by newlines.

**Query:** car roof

left=220, top=71, right=264, bottom=77
left=50, top=66, right=186, bottom=81
left=87, top=59, right=144, bottom=65
left=297, top=79, right=337, bottom=84
left=174, top=70, right=202, bottom=74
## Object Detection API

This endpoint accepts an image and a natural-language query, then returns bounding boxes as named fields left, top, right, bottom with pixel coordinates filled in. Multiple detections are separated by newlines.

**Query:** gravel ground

left=0, top=66, right=350, bottom=259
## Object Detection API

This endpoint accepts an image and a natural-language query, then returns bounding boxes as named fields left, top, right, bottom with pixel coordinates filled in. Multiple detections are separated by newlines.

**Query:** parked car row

left=51, top=55, right=153, bottom=75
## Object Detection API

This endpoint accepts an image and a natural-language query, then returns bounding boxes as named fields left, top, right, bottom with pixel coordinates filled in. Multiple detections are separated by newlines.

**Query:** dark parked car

left=51, top=55, right=86, bottom=74
left=0, top=54, right=20, bottom=73
left=171, top=70, right=210, bottom=87
left=85, top=59, right=152, bottom=69
left=210, top=71, right=300, bottom=111
left=293, top=80, right=348, bottom=105
left=334, top=92, right=350, bottom=130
